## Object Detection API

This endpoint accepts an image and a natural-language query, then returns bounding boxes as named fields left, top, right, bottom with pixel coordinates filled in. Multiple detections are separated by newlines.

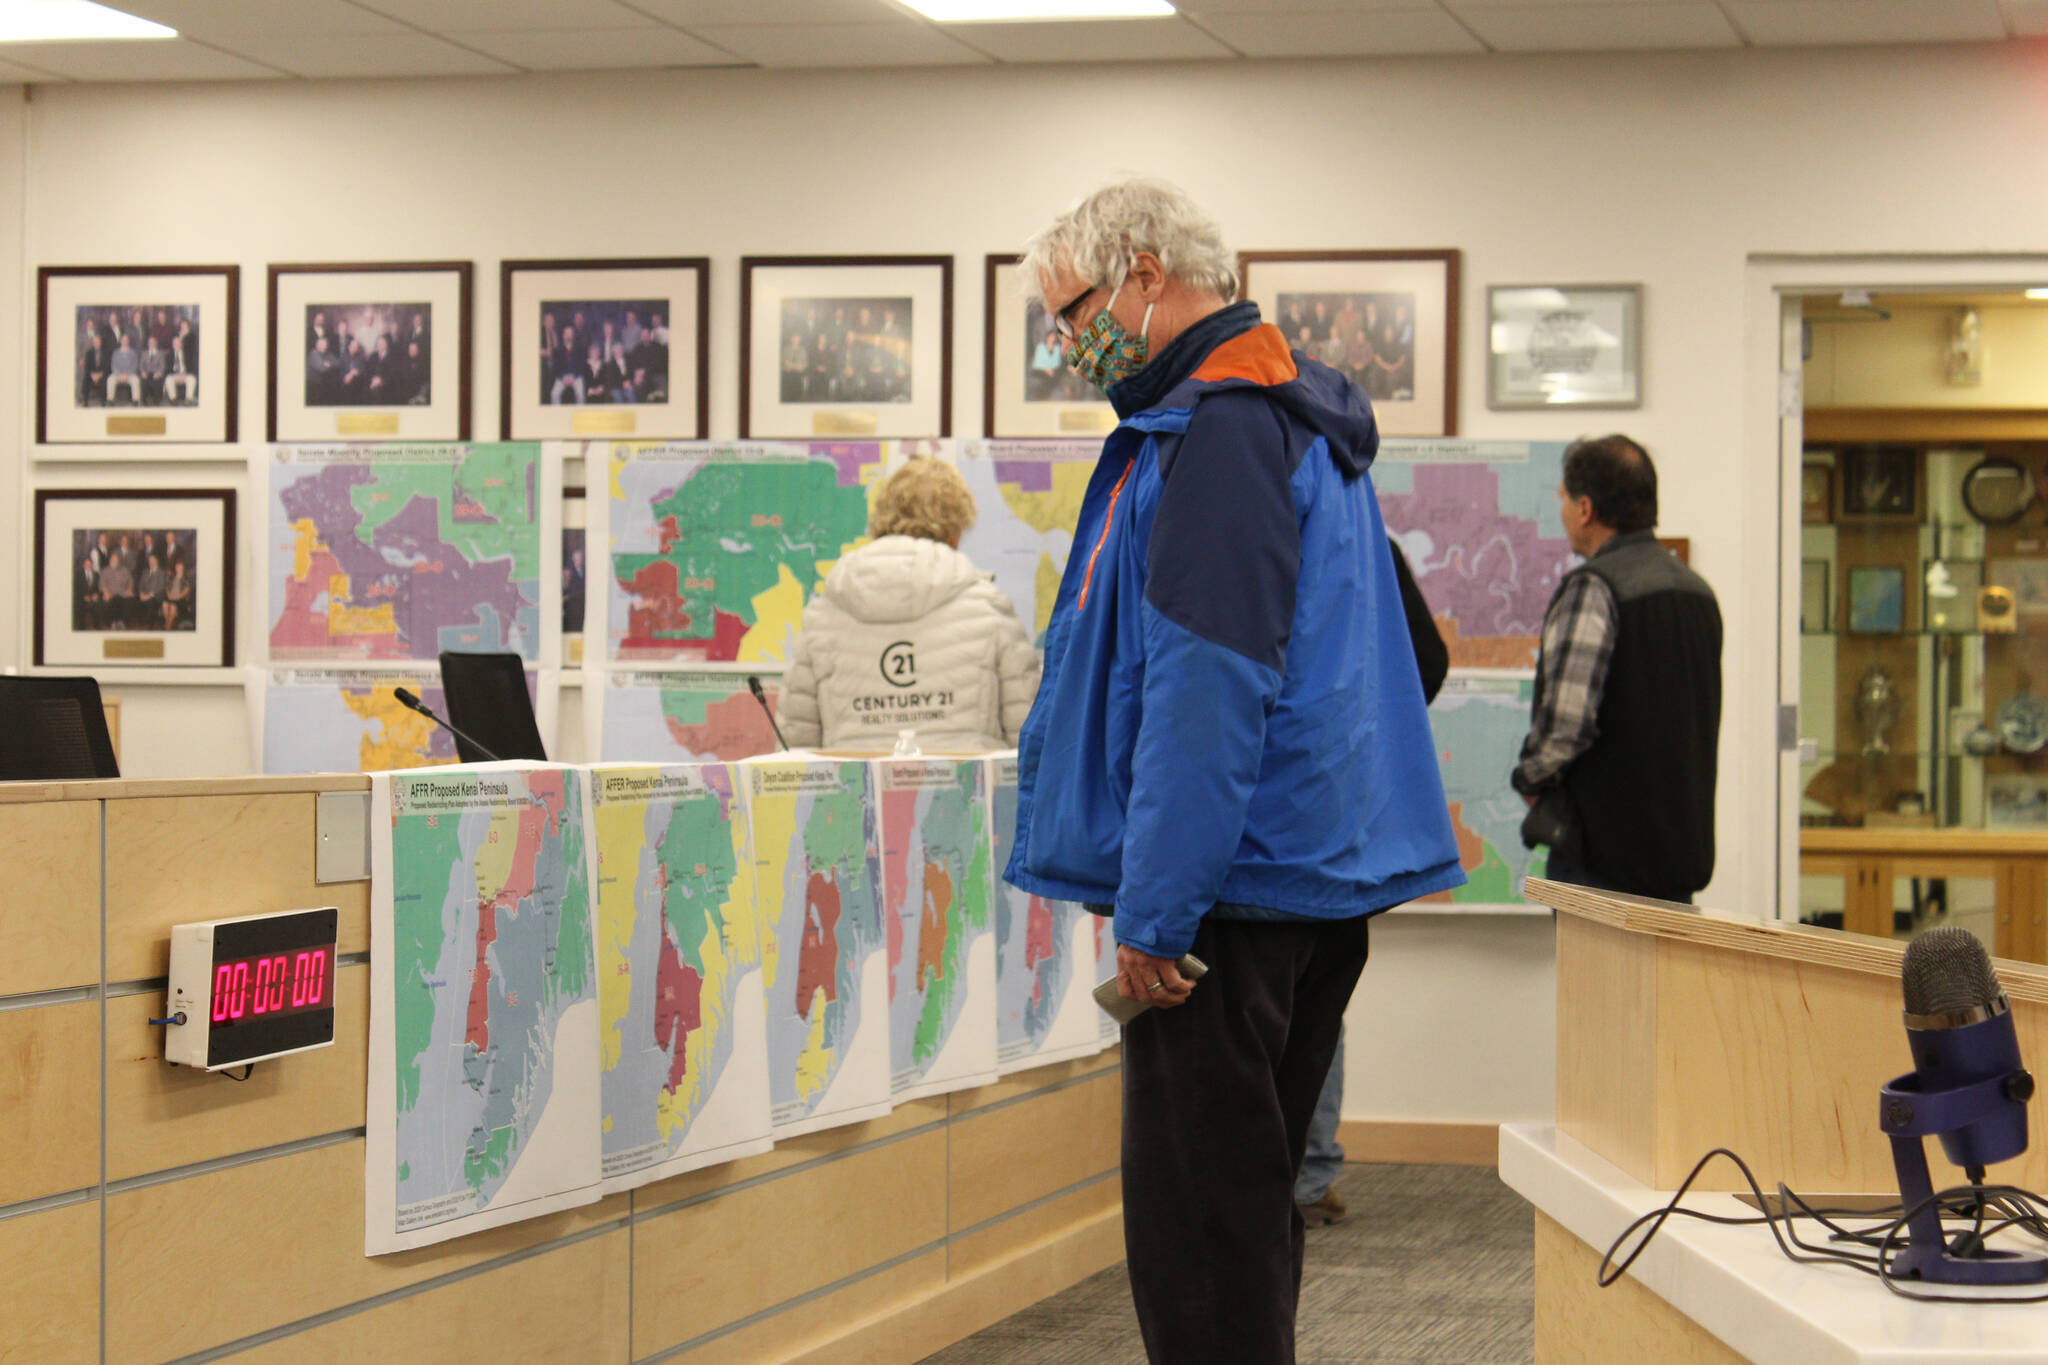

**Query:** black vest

left=1543, top=531, right=1722, bottom=899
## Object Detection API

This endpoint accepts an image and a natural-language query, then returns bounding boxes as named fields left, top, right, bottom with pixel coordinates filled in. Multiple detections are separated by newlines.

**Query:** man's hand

left=1115, top=944, right=1194, bottom=1009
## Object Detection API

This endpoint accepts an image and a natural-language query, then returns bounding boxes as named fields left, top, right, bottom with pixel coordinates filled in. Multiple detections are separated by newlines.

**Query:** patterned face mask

left=1065, top=279, right=1155, bottom=392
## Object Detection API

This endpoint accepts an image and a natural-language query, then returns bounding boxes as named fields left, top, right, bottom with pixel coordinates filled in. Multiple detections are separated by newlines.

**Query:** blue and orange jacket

left=1003, top=304, right=1465, bottom=958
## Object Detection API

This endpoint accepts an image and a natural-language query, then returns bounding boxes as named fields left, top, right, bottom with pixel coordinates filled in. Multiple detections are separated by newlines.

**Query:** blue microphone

left=1878, top=926, right=2046, bottom=1284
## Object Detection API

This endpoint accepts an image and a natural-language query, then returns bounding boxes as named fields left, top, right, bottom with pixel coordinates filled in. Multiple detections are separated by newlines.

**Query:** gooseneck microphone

left=1878, top=926, right=2047, bottom=1284
left=746, top=676, right=790, bottom=752
left=393, top=688, right=505, bottom=763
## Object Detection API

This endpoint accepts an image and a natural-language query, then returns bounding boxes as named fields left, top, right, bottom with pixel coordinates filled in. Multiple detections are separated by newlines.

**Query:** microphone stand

left=746, top=676, right=790, bottom=752
left=394, top=689, right=505, bottom=763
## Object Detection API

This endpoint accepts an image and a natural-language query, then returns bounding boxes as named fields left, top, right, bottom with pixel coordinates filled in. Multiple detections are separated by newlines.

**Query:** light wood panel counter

left=0, top=776, right=1124, bottom=1365
left=1801, top=826, right=2048, bottom=961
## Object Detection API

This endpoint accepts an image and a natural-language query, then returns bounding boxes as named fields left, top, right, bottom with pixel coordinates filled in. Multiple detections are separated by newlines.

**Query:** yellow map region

left=794, top=985, right=833, bottom=1102
left=340, top=688, right=444, bottom=770
left=472, top=805, right=521, bottom=905
left=593, top=792, right=647, bottom=1074
left=292, top=517, right=320, bottom=581
left=998, top=464, right=1093, bottom=639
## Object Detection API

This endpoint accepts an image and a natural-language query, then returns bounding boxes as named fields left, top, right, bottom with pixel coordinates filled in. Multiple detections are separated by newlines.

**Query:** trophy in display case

left=1855, top=664, right=1903, bottom=758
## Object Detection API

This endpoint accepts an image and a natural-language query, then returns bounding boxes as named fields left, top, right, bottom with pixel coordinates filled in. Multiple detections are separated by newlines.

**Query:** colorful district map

left=1422, top=675, right=1549, bottom=907
left=606, top=442, right=884, bottom=667
left=591, top=764, right=771, bottom=1192
left=1373, top=440, right=1574, bottom=670
left=598, top=670, right=782, bottom=764
left=262, top=667, right=541, bottom=774
left=878, top=758, right=997, bottom=1100
left=745, top=757, right=891, bottom=1136
left=269, top=443, right=545, bottom=664
left=367, top=765, right=600, bottom=1253
left=990, top=755, right=1100, bottom=1071
left=956, top=440, right=1099, bottom=646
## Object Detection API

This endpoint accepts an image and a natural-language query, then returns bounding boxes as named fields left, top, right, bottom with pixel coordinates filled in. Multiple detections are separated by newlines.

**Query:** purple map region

left=810, top=443, right=883, bottom=488
left=1378, top=464, right=1573, bottom=669
left=992, top=460, right=1052, bottom=493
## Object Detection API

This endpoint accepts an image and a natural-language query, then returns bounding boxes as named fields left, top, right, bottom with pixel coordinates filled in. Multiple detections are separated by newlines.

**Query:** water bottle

left=890, top=728, right=921, bottom=758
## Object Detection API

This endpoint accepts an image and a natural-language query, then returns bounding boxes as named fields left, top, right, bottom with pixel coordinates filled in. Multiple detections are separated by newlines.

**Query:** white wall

left=12, top=42, right=2048, bottom=1129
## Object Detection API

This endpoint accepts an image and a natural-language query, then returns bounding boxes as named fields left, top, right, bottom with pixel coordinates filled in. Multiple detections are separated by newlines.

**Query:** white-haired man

left=1002, top=179, right=1464, bottom=1362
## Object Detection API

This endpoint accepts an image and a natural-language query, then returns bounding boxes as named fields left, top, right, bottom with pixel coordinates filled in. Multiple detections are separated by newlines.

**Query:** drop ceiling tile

left=941, top=15, right=1236, bottom=60
left=687, top=20, right=991, bottom=65
left=0, top=37, right=284, bottom=80
left=1722, top=0, right=2005, bottom=45
left=1452, top=2, right=1740, bottom=49
left=2005, top=0, right=2048, bottom=36
left=349, top=0, right=658, bottom=31
left=0, top=54, right=65, bottom=81
left=1194, top=8, right=1484, bottom=53
left=1180, top=0, right=1448, bottom=11
left=213, top=32, right=518, bottom=76
left=629, top=0, right=912, bottom=25
left=95, top=0, right=411, bottom=38
left=449, top=26, right=739, bottom=68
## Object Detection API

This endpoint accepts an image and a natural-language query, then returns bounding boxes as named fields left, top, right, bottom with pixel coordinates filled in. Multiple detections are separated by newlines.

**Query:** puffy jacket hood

left=819, top=535, right=982, bottom=624
left=1262, top=350, right=1378, bottom=479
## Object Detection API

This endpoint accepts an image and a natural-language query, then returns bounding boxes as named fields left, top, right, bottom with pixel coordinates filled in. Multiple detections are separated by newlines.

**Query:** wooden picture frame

left=1486, top=283, right=1641, bottom=409
left=36, top=265, right=239, bottom=453
left=1838, top=445, right=1920, bottom=522
left=982, top=254, right=1115, bottom=439
left=500, top=257, right=708, bottom=441
left=1238, top=249, right=1459, bottom=437
left=34, top=487, right=237, bottom=670
left=268, top=261, right=472, bottom=443
left=739, top=255, right=953, bottom=439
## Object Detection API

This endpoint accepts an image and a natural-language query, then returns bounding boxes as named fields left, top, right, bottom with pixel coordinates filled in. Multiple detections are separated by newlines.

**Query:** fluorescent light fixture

left=899, top=0, right=1175, bottom=21
left=2027, top=288, right=2048, bottom=301
left=0, top=0, right=176, bottom=42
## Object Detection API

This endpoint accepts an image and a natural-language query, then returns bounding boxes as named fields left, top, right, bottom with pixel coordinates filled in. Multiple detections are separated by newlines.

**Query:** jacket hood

left=1174, top=324, right=1380, bottom=479
left=819, top=534, right=983, bottom=624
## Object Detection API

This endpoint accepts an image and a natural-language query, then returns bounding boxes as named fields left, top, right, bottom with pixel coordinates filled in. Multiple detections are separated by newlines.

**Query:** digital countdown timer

left=165, top=907, right=340, bottom=1070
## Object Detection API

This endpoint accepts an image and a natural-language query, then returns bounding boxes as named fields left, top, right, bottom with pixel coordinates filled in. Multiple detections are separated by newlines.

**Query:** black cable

left=221, top=1063, right=257, bottom=1082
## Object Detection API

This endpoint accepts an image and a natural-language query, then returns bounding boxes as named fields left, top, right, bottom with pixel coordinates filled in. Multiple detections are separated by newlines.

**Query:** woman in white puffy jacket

left=782, top=457, right=1039, bottom=753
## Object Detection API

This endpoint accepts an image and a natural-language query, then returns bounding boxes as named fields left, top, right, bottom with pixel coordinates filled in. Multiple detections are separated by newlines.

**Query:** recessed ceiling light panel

left=899, top=0, right=1175, bottom=21
left=0, top=0, right=176, bottom=42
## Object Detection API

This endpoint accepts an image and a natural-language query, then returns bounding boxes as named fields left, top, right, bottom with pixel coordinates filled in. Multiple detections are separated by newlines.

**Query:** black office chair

left=0, top=676, right=121, bottom=780
left=436, top=652, right=547, bottom=763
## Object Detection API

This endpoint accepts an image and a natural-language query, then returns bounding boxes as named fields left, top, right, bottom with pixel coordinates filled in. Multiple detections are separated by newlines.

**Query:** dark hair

left=1563, top=434, right=1657, bottom=533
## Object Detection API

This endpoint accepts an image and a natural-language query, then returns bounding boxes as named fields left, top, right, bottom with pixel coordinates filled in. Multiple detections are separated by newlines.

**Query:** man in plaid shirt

left=1514, top=435, right=1722, bottom=901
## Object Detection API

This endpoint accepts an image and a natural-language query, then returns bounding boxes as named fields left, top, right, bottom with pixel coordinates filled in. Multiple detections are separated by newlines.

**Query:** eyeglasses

left=1048, top=284, right=1100, bottom=341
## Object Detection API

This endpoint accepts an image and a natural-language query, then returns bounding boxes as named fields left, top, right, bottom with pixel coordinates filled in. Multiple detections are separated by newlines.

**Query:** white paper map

left=366, top=764, right=600, bottom=1253
left=596, top=668, right=782, bottom=764
left=878, top=758, right=997, bottom=1100
left=260, top=666, right=545, bottom=774
left=1423, top=675, right=1550, bottom=907
left=590, top=764, right=771, bottom=1193
left=956, top=439, right=1098, bottom=646
left=990, top=755, right=1100, bottom=1071
left=743, top=756, right=891, bottom=1137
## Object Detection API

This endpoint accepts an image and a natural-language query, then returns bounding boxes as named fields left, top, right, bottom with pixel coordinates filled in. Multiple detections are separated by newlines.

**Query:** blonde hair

left=869, top=457, right=977, bottom=544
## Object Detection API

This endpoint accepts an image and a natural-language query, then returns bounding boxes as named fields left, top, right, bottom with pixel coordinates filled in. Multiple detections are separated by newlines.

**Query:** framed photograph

left=740, top=255, right=953, bottom=439
left=1925, top=559, right=1983, bottom=633
left=36, top=265, right=238, bottom=451
left=501, top=257, right=707, bottom=442
left=1988, top=557, right=2048, bottom=625
left=268, top=261, right=472, bottom=443
left=1801, top=457, right=1834, bottom=525
left=34, top=488, right=236, bottom=669
left=1838, top=446, right=1919, bottom=521
left=1486, top=284, right=1640, bottom=409
left=1238, top=249, right=1458, bottom=437
left=1847, top=565, right=1905, bottom=634
left=982, top=255, right=1115, bottom=439
left=1802, top=560, right=1830, bottom=633
left=1988, top=775, right=2048, bottom=829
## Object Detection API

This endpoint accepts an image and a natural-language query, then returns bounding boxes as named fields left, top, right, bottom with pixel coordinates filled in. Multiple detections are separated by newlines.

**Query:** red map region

left=465, top=801, right=548, bottom=1050
left=795, top=870, right=842, bottom=1020
left=1419, top=801, right=1484, bottom=903
left=620, top=560, right=751, bottom=659
left=666, top=693, right=780, bottom=761
left=917, top=862, right=954, bottom=992
left=466, top=902, right=497, bottom=1051
left=652, top=927, right=705, bottom=1096
left=1024, top=897, right=1056, bottom=1007
left=880, top=791, right=918, bottom=1000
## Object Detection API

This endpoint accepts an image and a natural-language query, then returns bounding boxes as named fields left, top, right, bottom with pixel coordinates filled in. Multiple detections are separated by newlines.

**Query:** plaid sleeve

left=1513, top=573, right=1617, bottom=795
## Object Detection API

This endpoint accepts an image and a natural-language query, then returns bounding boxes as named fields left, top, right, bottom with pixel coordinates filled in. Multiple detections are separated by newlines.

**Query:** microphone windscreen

left=1903, top=925, right=2003, bottom=1017
left=393, top=688, right=422, bottom=710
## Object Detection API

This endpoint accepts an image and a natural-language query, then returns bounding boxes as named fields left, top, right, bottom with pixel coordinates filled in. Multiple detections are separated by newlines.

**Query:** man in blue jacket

left=1006, top=180, right=1465, bottom=1363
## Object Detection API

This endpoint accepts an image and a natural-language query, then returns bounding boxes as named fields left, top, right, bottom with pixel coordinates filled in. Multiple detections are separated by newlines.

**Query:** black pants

left=1120, top=913, right=1371, bottom=1365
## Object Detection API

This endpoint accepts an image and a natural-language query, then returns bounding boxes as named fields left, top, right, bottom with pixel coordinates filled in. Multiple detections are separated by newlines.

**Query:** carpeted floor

left=919, top=1163, right=1535, bottom=1365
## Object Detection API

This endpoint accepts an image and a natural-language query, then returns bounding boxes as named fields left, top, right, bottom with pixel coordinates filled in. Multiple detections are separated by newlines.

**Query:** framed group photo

left=1238, top=249, right=1459, bottom=437
left=740, top=255, right=953, bottom=439
left=501, top=258, right=707, bottom=441
left=34, top=487, right=237, bottom=669
left=268, top=261, right=472, bottom=443
left=37, top=265, right=239, bottom=453
left=983, top=254, right=1114, bottom=439
left=1487, top=283, right=1641, bottom=410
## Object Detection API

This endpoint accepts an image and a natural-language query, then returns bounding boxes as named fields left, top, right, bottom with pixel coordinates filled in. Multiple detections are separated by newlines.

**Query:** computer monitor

left=0, top=676, right=121, bottom=781
left=436, top=652, right=546, bottom=763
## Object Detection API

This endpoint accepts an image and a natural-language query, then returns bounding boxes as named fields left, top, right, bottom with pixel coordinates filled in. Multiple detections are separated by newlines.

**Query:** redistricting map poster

left=742, top=756, right=891, bottom=1137
left=366, top=764, right=601, bottom=1254
left=590, top=763, right=771, bottom=1194
left=602, top=441, right=887, bottom=668
left=593, top=667, right=782, bottom=764
left=990, top=755, right=1101, bottom=1071
left=877, top=757, right=997, bottom=1100
left=955, top=439, right=1098, bottom=647
left=265, top=443, right=554, bottom=665
left=257, top=666, right=549, bottom=774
